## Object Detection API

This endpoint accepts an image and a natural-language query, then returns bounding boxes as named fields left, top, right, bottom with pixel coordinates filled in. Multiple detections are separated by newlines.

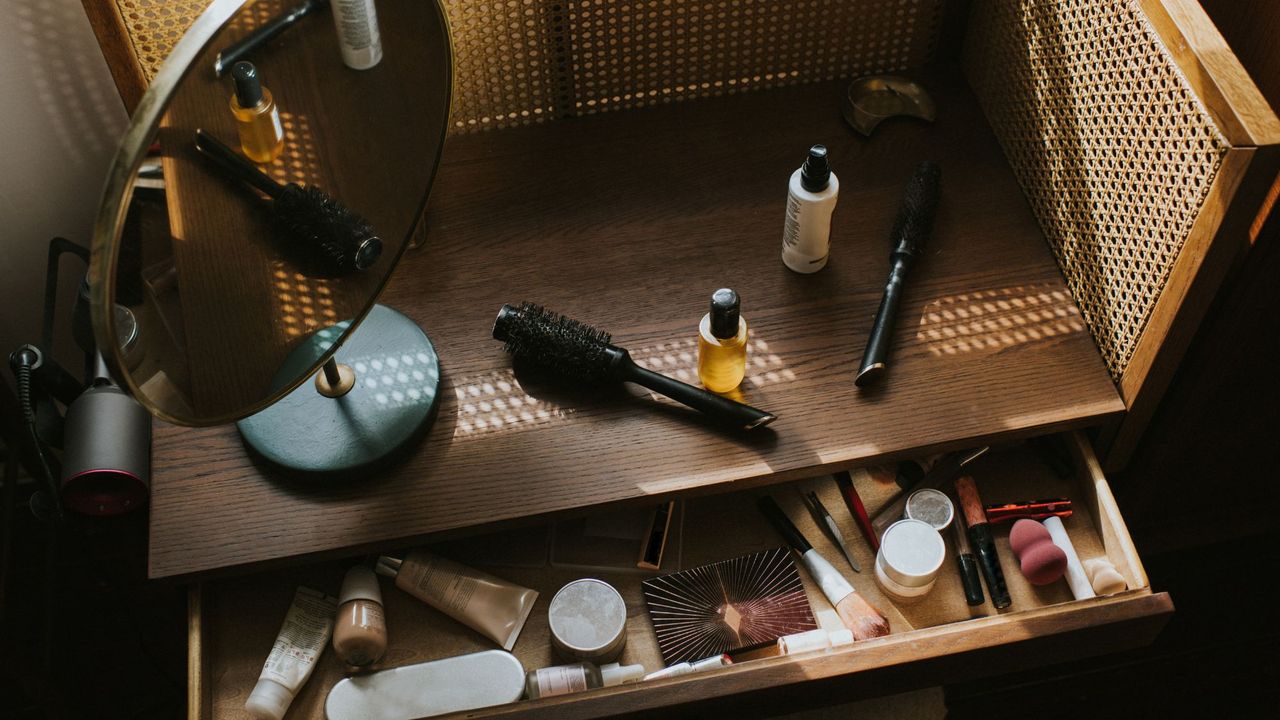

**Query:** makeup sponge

left=1083, top=557, right=1128, bottom=595
left=1009, top=519, right=1067, bottom=585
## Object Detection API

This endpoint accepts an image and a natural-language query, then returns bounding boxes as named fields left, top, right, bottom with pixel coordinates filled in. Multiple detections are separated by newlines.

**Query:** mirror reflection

left=102, top=0, right=450, bottom=424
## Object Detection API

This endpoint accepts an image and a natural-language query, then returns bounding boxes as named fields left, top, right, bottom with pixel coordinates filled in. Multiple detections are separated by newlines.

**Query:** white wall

left=0, top=0, right=129, bottom=369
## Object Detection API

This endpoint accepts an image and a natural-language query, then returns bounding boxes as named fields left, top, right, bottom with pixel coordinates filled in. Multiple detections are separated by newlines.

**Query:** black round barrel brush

left=193, top=129, right=382, bottom=276
left=855, top=161, right=941, bottom=387
left=492, top=303, right=777, bottom=430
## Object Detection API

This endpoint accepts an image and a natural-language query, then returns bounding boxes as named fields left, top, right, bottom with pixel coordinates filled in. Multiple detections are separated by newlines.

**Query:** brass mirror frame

left=88, top=0, right=454, bottom=427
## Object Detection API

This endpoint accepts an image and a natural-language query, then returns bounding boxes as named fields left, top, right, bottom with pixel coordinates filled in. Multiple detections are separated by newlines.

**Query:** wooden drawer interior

left=189, top=433, right=1171, bottom=719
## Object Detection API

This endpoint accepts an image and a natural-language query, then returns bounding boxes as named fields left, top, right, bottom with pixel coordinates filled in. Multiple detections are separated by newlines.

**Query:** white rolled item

left=1043, top=516, right=1096, bottom=600
left=643, top=654, right=731, bottom=680
left=777, top=628, right=832, bottom=655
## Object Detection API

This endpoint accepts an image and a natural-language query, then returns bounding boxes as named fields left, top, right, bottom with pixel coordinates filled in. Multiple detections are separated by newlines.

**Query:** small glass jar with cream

left=332, top=565, right=387, bottom=667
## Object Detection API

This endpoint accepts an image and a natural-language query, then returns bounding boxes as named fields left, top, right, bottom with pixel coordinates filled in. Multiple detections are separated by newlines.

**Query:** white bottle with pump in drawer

left=781, top=144, right=840, bottom=273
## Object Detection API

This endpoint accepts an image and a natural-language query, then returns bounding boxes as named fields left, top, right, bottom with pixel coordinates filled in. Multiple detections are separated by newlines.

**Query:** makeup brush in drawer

left=492, top=303, right=776, bottom=430
left=758, top=495, right=889, bottom=640
left=855, top=161, right=941, bottom=387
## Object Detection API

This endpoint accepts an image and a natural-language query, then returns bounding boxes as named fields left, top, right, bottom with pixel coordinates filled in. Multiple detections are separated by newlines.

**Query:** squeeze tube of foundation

left=376, top=550, right=538, bottom=651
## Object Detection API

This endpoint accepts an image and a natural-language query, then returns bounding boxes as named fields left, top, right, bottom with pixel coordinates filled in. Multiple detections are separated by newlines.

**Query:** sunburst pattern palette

left=642, top=547, right=817, bottom=666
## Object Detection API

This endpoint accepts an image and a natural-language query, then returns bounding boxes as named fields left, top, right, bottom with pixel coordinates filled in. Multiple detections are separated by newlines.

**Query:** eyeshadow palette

left=642, top=547, right=817, bottom=665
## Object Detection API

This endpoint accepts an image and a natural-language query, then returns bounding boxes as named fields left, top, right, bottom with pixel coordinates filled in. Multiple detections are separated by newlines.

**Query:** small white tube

left=828, top=628, right=854, bottom=647
left=643, top=654, right=731, bottom=680
left=777, top=628, right=831, bottom=655
left=1043, top=517, right=1096, bottom=601
left=246, top=587, right=338, bottom=720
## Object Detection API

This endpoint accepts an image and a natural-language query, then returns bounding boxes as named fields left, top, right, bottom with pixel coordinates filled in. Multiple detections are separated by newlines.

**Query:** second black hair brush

left=492, top=303, right=776, bottom=430
left=855, top=161, right=941, bottom=387
left=193, top=128, right=382, bottom=276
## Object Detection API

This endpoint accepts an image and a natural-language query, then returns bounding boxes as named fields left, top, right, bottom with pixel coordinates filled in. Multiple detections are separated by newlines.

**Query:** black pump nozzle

left=800, top=145, right=831, bottom=192
left=709, top=288, right=741, bottom=340
left=232, top=61, right=264, bottom=107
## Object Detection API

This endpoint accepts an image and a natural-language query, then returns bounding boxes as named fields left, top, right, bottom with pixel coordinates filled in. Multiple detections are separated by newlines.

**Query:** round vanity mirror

left=88, top=0, right=451, bottom=453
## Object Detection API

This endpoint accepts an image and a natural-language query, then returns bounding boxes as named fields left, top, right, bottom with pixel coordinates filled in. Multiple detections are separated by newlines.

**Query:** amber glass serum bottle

left=698, top=288, right=749, bottom=393
left=229, top=61, right=284, bottom=164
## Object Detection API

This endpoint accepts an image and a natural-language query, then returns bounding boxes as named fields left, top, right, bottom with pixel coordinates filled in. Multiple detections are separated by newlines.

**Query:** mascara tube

left=955, top=476, right=1011, bottom=609
left=950, top=509, right=985, bottom=606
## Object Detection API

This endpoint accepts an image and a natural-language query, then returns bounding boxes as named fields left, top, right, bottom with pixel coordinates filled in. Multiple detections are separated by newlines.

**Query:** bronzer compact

left=88, top=0, right=452, bottom=475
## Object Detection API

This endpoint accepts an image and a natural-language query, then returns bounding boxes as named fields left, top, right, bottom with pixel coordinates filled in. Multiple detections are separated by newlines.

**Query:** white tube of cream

left=245, top=586, right=339, bottom=720
left=376, top=550, right=538, bottom=651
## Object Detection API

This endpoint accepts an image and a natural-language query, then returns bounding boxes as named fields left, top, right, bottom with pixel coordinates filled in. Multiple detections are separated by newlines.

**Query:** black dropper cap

left=709, top=288, right=741, bottom=340
left=800, top=145, right=831, bottom=192
left=232, top=61, right=264, bottom=107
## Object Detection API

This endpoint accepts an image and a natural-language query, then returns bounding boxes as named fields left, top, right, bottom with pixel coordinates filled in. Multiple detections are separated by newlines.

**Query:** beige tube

left=376, top=550, right=537, bottom=651
left=245, top=587, right=338, bottom=720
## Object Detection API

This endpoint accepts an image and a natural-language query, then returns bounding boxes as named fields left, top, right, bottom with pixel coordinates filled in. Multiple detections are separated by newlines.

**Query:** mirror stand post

left=316, top=358, right=356, bottom=398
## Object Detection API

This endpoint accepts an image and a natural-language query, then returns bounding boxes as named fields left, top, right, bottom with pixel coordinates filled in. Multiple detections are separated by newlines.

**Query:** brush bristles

left=492, top=303, right=615, bottom=381
left=889, top=160, right=941, bottom=256
left=272, top=184, right=381, bottom=276
left=837, top=591, right=891, bottom=641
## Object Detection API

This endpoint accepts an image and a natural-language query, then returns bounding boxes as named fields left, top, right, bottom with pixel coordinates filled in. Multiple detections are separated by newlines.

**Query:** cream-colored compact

left=875, top=519, right=947, bottom=602
left=548, top=579, right=628, bottom=663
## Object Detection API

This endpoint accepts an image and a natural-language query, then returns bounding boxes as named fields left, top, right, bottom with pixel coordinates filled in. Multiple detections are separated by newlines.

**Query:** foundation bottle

left=229, top=61, right=284, bottom=164
left=697, top=288, right=749, bottom=393
left=332, top=565, right=387, bottom=667
left=523, top=661, right=645, bottom=700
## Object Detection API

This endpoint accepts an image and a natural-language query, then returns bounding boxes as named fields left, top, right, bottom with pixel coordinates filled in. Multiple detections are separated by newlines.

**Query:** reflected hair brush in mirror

left=492, top=302, right=776, bottom=430
left=193, top=128, right=382, bottom=276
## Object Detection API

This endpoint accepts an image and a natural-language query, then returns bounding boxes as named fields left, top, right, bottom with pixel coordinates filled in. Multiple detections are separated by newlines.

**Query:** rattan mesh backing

left=964, top=0, right=1229, bottom=380
left=109, top=0, right=942, bottom=133
left=115, top=0, right=212, bottom=83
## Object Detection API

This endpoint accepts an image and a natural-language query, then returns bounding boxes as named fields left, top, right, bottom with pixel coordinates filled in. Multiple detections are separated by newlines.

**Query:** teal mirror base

left=238, top=304, right=440, bottom=475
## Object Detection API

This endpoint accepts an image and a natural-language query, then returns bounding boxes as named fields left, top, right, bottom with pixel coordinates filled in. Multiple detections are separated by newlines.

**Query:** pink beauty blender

left=1009, top=519, right=1067, bottom=585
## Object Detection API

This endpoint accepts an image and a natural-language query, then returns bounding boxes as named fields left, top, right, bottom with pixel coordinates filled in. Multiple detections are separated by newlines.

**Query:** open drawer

left=188, top=432, right=1172, bottom=719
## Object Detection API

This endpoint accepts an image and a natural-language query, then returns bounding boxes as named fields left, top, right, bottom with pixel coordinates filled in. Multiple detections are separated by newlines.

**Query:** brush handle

left=854, top=161, right=940, bottom=387
left=757, top=495, right=813, bottom=554
left=216, top=0, right=328, bottom=76
left=855, top=262, right=907, bottom=386
left=619, top=355, right=776, bottom=430
left=194, top=129, right=284, bottom=197
left=834, top=471, right=879, bottom=552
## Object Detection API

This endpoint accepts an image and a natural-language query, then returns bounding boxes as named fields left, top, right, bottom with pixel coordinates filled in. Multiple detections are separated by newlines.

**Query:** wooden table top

left=149, top=71, right=1124, bottom=579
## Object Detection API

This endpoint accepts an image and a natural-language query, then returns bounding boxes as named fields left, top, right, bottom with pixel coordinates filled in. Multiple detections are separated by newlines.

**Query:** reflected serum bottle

left=697, top=288, right=749, bottom=393
left=229, top=61, right=284, bottom=164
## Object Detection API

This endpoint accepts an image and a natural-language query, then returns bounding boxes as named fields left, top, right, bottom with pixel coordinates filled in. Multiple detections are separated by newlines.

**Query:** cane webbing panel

left=114, top=0, right=212, bottom=83
left=964, top=0, right=1229, bottom=381
left=105, top=0, right=943, bottom=133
